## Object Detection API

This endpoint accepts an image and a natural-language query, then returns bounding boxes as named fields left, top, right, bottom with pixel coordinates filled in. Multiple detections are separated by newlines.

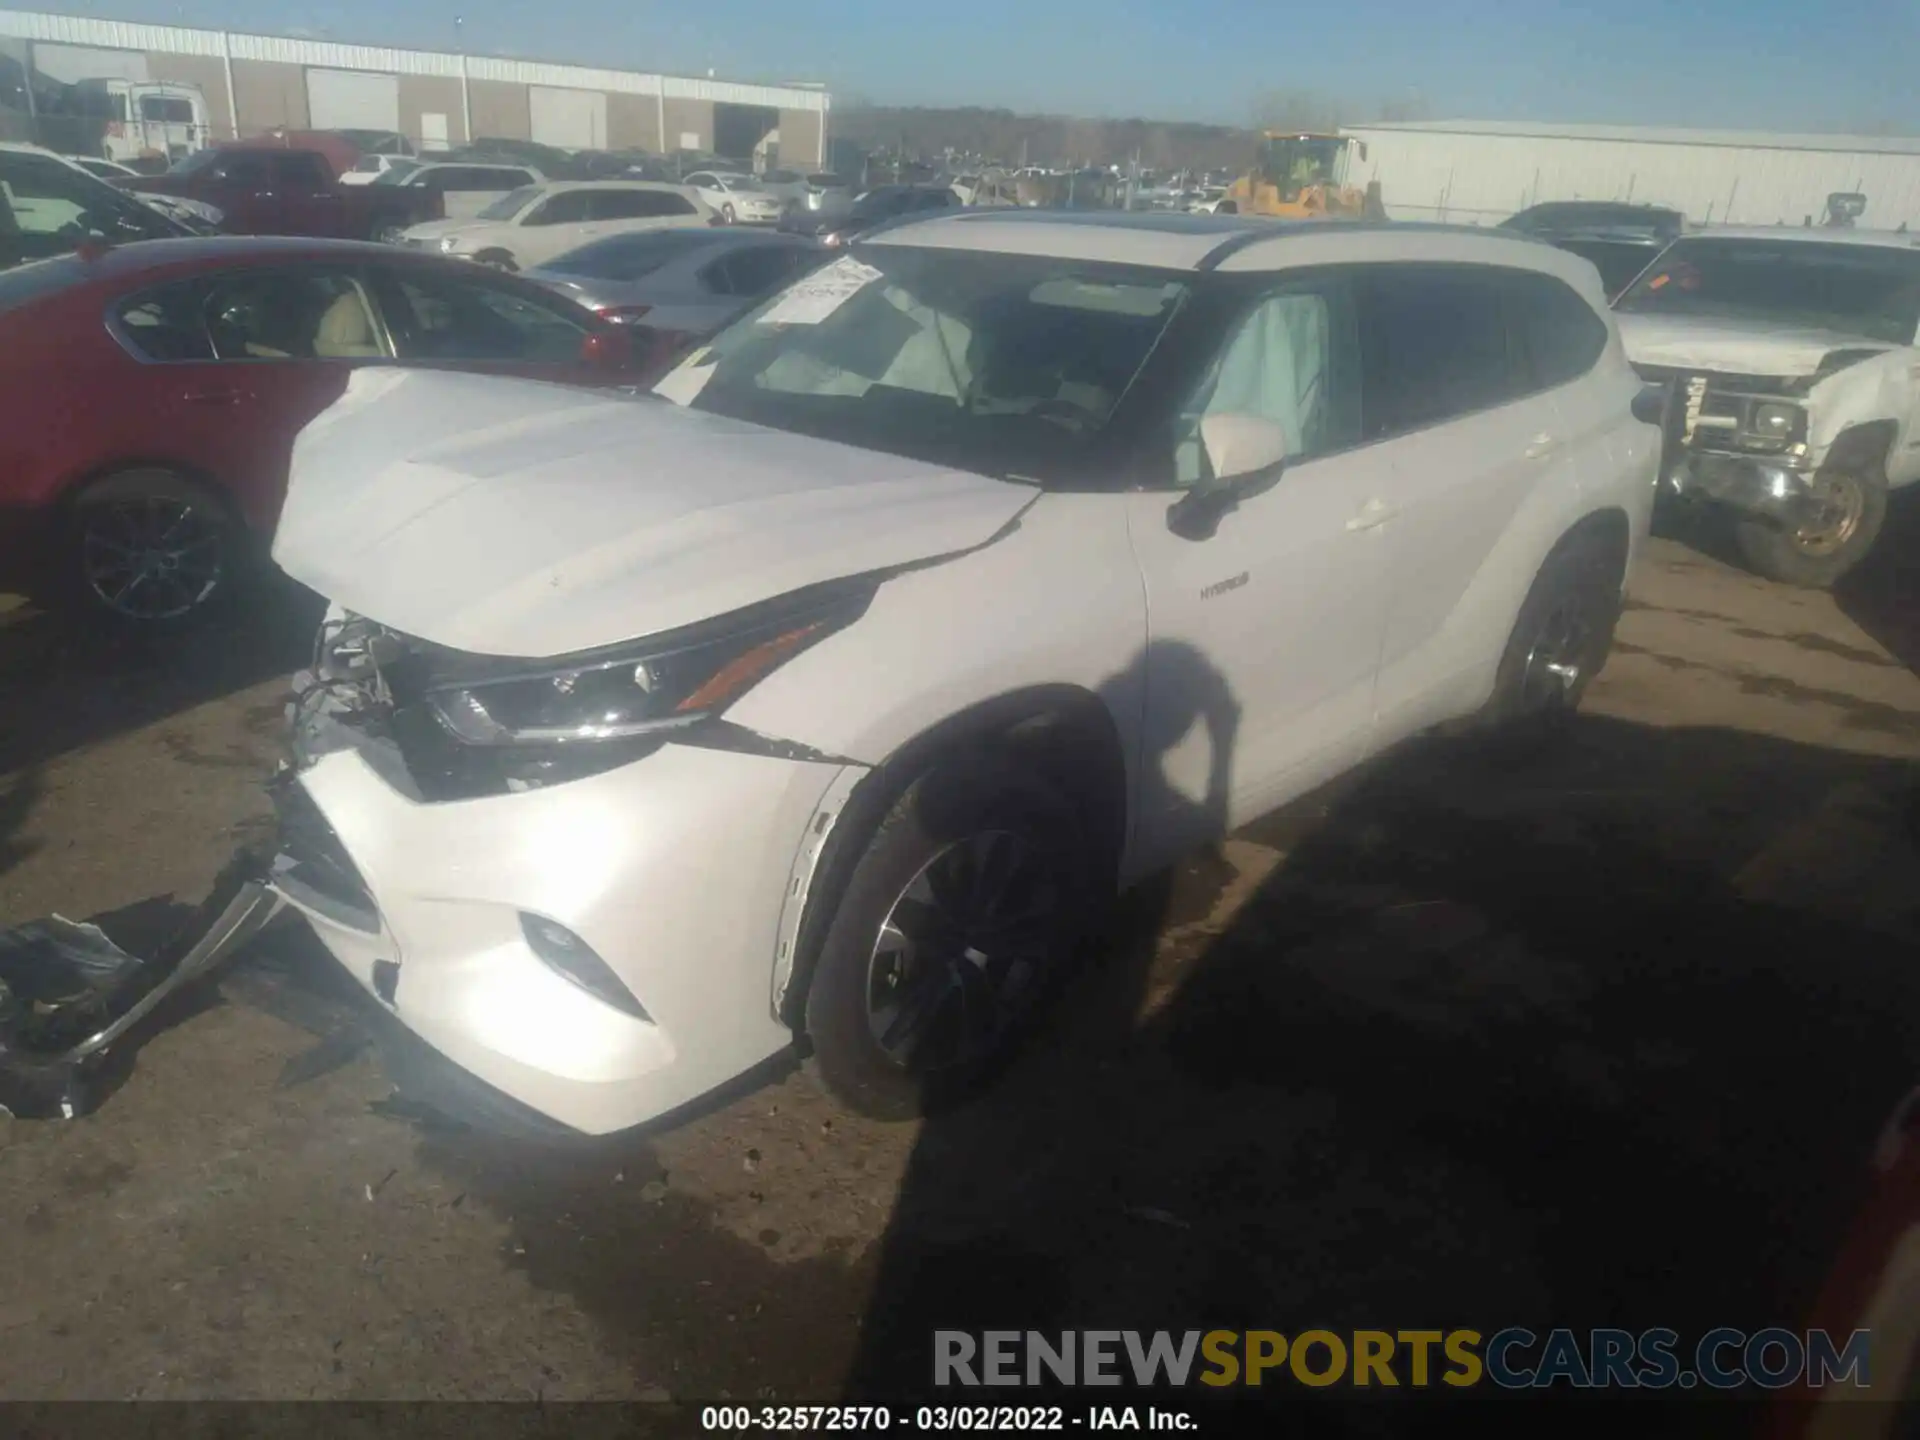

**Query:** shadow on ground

left=832, top=715, right=1920, bottom=1432
left=1837, top=491, right=1920, bottom=678
left=318, top=706, right=1920, bottom=1428
left=0, top=580, right=323, bottom=778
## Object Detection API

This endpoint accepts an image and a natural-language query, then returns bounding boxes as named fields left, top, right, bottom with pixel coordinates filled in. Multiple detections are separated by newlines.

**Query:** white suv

left=268, top=213, right=1658, bottom=1135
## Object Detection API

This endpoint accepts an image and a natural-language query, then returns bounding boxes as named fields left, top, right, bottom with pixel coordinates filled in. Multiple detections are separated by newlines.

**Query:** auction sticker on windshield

left=757, top=257, right=883, bottom=326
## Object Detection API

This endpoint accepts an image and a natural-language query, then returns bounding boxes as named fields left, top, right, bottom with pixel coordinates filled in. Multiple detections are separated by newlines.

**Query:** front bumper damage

left=0, top=853, right=283, bottom=1118
left=1665, top=451, right=1821, bottom=526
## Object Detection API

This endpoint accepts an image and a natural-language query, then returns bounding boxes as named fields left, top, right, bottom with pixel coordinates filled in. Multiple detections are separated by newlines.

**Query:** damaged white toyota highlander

left=263, top=212, right=1658, bottom=1135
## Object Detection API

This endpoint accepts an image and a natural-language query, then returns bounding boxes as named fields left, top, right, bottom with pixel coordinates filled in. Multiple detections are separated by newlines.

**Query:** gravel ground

left=2, top=528, right=1918, bottom=1430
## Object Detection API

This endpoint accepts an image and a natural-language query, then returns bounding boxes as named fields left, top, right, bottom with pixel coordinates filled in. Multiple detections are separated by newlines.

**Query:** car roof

left=21, top=234, right=467, bottom=288
left=1666, top=226, right=1920, bottom=250
left=861, top=210, right=1598, bottom=284
left=527, top=179, right=695, bottom=194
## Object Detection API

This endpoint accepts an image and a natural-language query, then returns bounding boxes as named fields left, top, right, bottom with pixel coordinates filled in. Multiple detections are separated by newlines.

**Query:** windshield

left=1617, top=238, right=1920, bottom=343
left=545, top=229, right=716, bottom=279
left=652, top=245, right=1188, bottom=485
left=475, top=186, right=543, bottom=220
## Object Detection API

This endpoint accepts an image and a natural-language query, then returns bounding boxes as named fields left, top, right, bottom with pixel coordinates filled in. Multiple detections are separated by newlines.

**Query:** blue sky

left=45, top=0, right=1920, bottom=131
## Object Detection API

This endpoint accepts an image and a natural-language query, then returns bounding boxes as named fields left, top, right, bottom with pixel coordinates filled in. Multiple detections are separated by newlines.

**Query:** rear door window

left=524, top=191, right=592, bottom=226
left=270, top=152, right=332, bottom=188
left=705, top=245, right=817, bottom=298
left=587, top=189, right=694, bottom=220
left=1356, top=265, right=1528, bottom=440
left=378, top=266, right=588, bottom=363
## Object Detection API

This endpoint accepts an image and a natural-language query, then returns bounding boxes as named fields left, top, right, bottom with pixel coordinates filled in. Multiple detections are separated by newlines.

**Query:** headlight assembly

left=424, top=579, right=874, bottom=748
left=1743, top=400, right=1804, bottom=449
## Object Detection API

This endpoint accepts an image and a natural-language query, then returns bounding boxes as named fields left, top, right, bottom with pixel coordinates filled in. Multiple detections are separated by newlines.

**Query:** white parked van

left=73, top=78, right=210, bottom=167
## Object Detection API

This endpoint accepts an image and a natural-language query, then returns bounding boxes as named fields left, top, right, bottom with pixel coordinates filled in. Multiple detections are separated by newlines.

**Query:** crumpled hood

left=1616, top=311, right=1894, bottom=377
left=271, top=369, right=1036, bottom=658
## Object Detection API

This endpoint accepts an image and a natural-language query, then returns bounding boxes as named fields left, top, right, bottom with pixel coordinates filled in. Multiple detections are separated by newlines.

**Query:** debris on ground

left=0, top=853, right=280, bottom=1119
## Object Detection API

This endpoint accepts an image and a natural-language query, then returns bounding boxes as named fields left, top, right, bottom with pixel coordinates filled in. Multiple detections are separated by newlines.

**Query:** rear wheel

left=65, top=469, right=241, bottom=630
left=1734, top=465, right=1887, bottom=589
left=804, top=757, right=1097, bottom=1121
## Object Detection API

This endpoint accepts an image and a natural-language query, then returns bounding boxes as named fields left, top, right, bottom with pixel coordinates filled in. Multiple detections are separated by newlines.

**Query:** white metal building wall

left=29, top=40, right=145, bottom=82
left=305, top=68, right=400, bottom=132
left=529, top=85, right=606, bottom=148
left=1344, top=122, right=1920, bottom=231
left=0, top=8, right=830, bottom=111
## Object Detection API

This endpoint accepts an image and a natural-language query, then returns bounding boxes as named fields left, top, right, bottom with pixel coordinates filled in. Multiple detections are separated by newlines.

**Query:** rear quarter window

left=1505, top=269, right=1610, bottom=390
left=111, top=279, right=215, bottom=361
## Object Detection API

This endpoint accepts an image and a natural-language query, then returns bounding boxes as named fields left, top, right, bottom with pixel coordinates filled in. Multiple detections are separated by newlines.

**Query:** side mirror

left=1630, top=380, right=1670, bottom=427
left=579, top=328, right=634, bottom=370
left=1167, top=412, right=1291, bottom=541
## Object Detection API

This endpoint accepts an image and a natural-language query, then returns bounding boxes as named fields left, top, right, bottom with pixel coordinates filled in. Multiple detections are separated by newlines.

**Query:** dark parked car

left=777, top=183, right=958, bottom=246
left=117, top=145, right=442, bottom=241
left=0, top=237, right=641, bottom=627
left=1, top=143, right=188, bottom=269
left=1501, top=201, right=1686, bottom=298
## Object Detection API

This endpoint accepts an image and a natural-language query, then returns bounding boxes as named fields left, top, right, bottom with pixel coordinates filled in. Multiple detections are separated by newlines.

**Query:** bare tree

left=1251, top=88, right=1342, bottom=134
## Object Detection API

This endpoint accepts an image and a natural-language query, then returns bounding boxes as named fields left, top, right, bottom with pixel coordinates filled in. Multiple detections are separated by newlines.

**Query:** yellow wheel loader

left=1219, top=132, right=1386, bottom=221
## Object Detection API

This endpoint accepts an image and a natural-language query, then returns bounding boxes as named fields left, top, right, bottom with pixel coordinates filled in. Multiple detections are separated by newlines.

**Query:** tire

left=474, top=249, right=518, bottom=272
left=1734, top=465, right=1887, bottom=589
left=1480, top=528, right=1625, bottom=735
left=804, top=756, right=1098, bottom=1121
left=64, top=469, right=242, bottom=631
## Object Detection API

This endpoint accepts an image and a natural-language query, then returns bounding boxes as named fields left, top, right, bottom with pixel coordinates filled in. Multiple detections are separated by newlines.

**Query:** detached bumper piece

left=0, top=852, right=283, bottom=1119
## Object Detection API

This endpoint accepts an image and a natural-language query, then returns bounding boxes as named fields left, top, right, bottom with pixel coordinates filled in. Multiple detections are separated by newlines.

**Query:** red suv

left=0, top=236, right=641, bottom=627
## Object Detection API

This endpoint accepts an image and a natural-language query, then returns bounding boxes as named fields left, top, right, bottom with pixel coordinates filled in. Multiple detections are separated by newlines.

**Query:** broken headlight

left=1740, top=400, right=1805, bottom=452
left=424, top=579, right=875, bottom=748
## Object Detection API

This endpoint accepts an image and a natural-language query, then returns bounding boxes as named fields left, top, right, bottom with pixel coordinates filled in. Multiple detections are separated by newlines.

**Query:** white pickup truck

left=1615, top=227, right=1920, bottom=587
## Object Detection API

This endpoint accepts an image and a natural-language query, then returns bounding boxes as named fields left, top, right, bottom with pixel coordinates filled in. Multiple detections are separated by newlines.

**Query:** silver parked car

left=524, top=227, right=825, bottom=343
left=758, top=167, right=857, bottom=217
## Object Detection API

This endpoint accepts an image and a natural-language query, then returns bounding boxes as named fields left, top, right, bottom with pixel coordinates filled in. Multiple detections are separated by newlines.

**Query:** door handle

left=182, top=388, right=245, bottom=405
left=1525, top=432, right=1560, bottom=460
left=1345, top=497, right=1399, bottom=532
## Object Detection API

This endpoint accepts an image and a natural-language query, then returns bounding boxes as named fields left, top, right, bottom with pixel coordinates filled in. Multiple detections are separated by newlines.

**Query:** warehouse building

left=1342, top=120, right=1920, bottom=231
left=0, top=6, right=827, bottom=164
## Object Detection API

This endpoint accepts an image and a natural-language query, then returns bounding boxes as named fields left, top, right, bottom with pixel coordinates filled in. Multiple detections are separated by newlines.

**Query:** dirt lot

left=2, top=526, right=1918, bottom=1427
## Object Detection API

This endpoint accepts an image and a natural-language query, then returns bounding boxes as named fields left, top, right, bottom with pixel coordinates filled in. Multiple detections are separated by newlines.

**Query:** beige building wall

left=778, top=107, right=823, bottom=168
left=396, top=73, right=467, bottom=148
left=467, top=78, right=530, bottom=141
left=147, top=52, right=234, bottom=140
left=229, top=57, right=308, bottom=134
left=606, top=91, right=662, bottom=152
left=662, top=97, right=712, bottom=153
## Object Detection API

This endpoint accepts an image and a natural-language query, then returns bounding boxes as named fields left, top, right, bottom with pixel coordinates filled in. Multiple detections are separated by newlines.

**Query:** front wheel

left=65, top=469, right=241, bottom=630
left=804, top=758, right=1097, bottom=1121
left=1734, top=466, right=1887, bottom=589
left=1480, top=529, right=1625, bottom=734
